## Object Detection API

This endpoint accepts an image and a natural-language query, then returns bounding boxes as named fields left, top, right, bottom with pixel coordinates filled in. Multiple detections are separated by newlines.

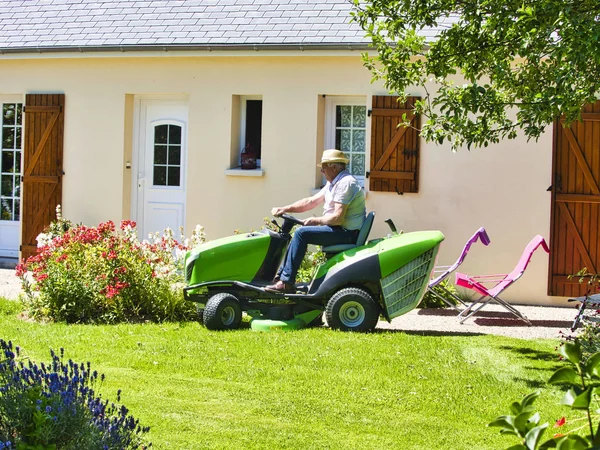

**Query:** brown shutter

left=21, top=94, right=64, bottom=261
left=548, top=100, right=600, bottom=296
left=369, top=95, right=421, bottom=193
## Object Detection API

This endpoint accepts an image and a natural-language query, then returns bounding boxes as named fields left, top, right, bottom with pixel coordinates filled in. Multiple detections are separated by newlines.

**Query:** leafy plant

left=420, top=279, right=462, bottom=308
left=296, top=246, right=326, bottom=284
left=351, top=0, right=600, bottom=150
left=0, top=339, right=149, bottom=449
left=562, top=268, right=600, bottom=360
left=489, top=341, right=600, bottom=449
left=35, top=205, right=76, bottom=249
left=17, top=217, right=205, bottom=324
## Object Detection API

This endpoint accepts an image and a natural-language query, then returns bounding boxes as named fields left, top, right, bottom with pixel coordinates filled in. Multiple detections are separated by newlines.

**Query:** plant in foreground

left=0, top=339, right=150, bottom=449
left=489, top=341, right=600, bottom=449
left=17, top=212, right=205, bottom=323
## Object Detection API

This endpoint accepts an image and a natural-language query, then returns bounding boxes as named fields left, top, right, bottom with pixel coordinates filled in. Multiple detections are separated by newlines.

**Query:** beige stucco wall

left=0, top=52, right=561, bottom=306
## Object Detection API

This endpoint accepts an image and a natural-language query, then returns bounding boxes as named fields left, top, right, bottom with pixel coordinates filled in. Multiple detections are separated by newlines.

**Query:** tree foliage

left=351, top=0, right=600, bottom=150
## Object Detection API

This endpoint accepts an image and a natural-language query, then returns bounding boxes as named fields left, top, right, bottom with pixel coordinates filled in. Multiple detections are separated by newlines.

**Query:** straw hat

left=317, top=149, right=349, bottom=167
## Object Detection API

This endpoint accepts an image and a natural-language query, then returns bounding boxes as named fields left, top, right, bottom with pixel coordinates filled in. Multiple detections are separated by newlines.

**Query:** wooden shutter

left=548, top=100, right=600, bottom=296
left=368, top=95, right=421, bottom=193
left=20, top=94, right=64, bottom=261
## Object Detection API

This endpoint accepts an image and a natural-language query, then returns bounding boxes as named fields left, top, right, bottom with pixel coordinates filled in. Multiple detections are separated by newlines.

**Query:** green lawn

left=0, top=299, right=569, bottom=449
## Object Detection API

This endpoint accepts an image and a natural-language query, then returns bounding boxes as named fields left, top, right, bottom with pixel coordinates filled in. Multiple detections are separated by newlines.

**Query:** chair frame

left=455, top=235, right=550, bottom=325
left=427, top=227, right=491, bottom=312
left=569, top=293, right=600, bottom=331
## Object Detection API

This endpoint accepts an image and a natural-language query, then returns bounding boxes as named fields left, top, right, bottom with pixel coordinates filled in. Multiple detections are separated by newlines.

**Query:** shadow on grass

left=511, top=377, right=551, bottom=389
left=374, top=328, right=486, bottom=337
left=499, top=345, right=559, bottom=362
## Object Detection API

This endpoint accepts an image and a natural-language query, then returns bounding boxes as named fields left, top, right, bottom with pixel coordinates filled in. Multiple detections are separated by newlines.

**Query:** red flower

left=120, top=220, right=136, bottom=230
left=554, top=417, right=566, bottom=428
left=15, top=263, right=26, bottom=277
left=34, top=273, right=49, bottom=282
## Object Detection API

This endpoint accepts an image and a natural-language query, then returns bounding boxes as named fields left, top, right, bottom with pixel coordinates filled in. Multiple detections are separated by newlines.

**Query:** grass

left=0, top=298, right=571, bottom=449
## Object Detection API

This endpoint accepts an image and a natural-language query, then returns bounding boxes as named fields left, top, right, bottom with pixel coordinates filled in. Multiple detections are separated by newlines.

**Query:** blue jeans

left=277, top=225, right=358, bottom=284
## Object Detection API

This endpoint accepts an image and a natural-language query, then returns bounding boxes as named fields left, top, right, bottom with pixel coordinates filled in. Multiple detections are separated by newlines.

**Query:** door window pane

left=1, top=102, right=22, bottom=221
left=153, top=166, right=166, bottom=186
left=168, top=146, right=181, bottom=165
left=154, top=146, right=167, bottom=165
left=167, top=167, right=180, bottom=186
left=153, top=124, right=182, bottom=187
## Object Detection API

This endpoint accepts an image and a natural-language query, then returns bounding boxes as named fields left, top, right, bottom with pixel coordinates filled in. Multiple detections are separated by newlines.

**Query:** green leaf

left=525, top=423, right=548, bottom=450
left=585, top=353, right=600, bottom=378
left=560, top=342, right=582, bottom=365
left=515, top=411, right=535, bottom=432
left=556, top=434, right=590, bottom=450
left=522, top=391, right=542, bottom=409
left=489, top=415, right=516, bottom=429
left=506, top=445, right=527, bottom=450
left=539, top=437, right=558, bottom=449
left=549, top=367, right=578, bottom=385
left=571, top=387, right=593, bottom=410
left=560, top=388, right=580, bottom=407
left=510, top=401, right=523, bottom=414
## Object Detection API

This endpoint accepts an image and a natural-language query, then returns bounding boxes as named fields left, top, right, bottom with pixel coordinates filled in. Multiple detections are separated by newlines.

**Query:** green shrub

left=564, top=268, right=600, bottom=360
left=419, top=279, right=463, bottom=308
left=17, top=218, right=205, bottom=324
left=0, top=339, right=149, bottom=449
left=296, top=246, right=326, bottom=284
left=489, top=341, right=600, bottom=449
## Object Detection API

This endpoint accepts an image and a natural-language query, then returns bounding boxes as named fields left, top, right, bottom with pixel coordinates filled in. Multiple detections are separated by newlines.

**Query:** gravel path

left=378, top=303, right=578, bottom=340
left=0, top=268, right=578, bottom=339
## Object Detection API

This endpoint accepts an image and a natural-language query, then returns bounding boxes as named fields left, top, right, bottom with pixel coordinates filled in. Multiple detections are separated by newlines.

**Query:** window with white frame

left=1, top=103, right=22, bottom=221
left=324, top=96, right=367, bottom=186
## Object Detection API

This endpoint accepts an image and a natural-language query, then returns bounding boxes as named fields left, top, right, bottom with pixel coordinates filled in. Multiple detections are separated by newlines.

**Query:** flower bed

left=17, top=211, right=204, bottom=324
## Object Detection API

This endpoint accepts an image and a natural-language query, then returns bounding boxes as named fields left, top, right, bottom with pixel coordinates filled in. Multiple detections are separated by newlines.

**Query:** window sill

left=225, top=168, right=265, bottom=177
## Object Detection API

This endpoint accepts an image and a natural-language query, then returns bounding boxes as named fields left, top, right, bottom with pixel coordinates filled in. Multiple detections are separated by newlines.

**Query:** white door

left=0, top=99, right=23, bottom=258
left=134, top=98, right=188, bottom=241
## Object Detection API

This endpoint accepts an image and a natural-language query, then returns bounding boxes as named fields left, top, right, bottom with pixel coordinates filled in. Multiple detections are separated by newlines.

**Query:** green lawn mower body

left=183, top=215, right=444, bottom=332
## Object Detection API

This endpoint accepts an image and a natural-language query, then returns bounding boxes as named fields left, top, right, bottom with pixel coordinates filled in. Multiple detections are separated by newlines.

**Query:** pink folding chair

left=427, top=227, right=491, bottom=312
left=455, top=235, right=550, bottom=325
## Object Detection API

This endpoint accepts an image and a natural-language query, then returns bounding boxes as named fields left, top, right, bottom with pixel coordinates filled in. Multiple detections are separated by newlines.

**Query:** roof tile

left=0, top=0, right=384, bottom=51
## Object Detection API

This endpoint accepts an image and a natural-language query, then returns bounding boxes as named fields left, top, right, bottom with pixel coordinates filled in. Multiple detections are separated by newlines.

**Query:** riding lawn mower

left=183, top=214, right=444, bottom=332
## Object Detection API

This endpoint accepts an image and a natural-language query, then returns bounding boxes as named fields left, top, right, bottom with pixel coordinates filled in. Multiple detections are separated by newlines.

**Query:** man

left=266, top=149, right=366, bottom=293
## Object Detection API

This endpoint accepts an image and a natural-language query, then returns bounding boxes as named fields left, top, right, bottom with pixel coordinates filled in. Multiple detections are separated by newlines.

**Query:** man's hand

left=303, top=217, right=321, bottom=226
left=271, top=207, right=287, bottom=217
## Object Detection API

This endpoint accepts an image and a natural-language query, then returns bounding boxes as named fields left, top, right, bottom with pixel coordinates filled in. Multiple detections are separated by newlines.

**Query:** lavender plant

left=0, top=340, right=150, bottom=449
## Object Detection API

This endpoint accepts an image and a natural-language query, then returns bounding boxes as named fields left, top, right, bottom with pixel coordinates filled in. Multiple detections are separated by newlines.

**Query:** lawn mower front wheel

left=326, top=287, right=380, bottom=332
left=203, top=293, right=243, bottom=330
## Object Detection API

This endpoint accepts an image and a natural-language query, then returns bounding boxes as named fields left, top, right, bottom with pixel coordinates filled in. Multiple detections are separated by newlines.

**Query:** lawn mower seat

left=322, top=211, right=375, bottom=255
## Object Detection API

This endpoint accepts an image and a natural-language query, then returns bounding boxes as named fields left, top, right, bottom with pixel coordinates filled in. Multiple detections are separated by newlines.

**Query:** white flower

left=36, top=232, right=52, bottom=248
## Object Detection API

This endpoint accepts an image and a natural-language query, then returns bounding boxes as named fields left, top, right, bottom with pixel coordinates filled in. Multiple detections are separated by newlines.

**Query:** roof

left=0, top=0, right=372, bottom=54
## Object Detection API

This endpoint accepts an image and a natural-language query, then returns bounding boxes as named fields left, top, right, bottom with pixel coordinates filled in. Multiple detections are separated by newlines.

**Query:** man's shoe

left=265, top=280, right=294, bottom=293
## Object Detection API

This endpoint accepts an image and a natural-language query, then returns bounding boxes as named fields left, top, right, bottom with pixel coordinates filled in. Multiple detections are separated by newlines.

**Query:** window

left=1, top=103, right=22, bottom=221
left=240, top=98, right=262, bottom=167
left=227, top=95, right=265, bottom=175
left=325, top=96, right=367, bottom=186
left=152, top=123, right=182, bottom=187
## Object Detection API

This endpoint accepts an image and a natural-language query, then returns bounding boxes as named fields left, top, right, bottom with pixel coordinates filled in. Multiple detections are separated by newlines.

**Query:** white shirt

left=320, top=170, right=366, bottom=230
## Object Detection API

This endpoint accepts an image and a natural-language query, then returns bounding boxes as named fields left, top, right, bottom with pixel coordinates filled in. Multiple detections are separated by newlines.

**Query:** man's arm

left=303, top=201, right=348, bottom=226
left=271, top=190, right=325, bottom=217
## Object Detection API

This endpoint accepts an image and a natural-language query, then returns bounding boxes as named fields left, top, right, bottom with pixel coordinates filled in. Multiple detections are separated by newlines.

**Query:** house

left=0, top=0, right=597, bottom=306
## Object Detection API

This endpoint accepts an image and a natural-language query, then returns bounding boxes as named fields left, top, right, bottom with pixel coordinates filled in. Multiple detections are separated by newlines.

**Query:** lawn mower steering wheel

left=279, top=214, right=304, bottom=226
